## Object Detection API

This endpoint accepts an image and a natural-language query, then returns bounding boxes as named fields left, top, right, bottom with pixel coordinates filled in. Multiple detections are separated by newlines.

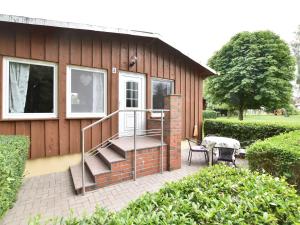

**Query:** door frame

left=118, top=71, right=146, bottom=135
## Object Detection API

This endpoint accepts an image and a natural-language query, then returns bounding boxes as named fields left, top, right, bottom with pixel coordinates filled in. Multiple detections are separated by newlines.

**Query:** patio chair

left=186, top=138, right=209, bottom=165
left=213, top=147, right=236, bottom=167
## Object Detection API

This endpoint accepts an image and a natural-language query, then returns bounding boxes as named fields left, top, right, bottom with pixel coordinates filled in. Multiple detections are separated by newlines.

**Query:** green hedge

left=203, top=110, right=218, bottom=119
left=247, top=131, right=300, bottom=191
left=204, top=119, right=300, bottom=146
left=0, top=136, right=29, bottom=219
left=30, top=165, right=300, bottom=225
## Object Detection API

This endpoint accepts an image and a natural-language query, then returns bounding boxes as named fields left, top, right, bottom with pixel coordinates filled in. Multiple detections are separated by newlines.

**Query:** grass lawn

left=216, top=114, right=300, bottom=126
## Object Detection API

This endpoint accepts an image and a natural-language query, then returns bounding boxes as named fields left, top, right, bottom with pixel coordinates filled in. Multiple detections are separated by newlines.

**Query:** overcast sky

left=1, top=0, right=300, bottom=64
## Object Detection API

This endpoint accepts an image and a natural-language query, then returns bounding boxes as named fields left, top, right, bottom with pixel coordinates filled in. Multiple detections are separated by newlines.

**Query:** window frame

left=125, top=81, right=139, bottom=108
left=2, top=57, right=58, bottom=120
left=151, top=77, right=174, bottom=117
left=66, top=65, right=107, bottom=119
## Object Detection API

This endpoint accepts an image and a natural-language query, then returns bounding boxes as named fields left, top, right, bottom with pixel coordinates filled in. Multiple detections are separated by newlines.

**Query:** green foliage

left=206, top=31, right=295, bottom=120
left=29, top=165, right=300, bottom=225
left=291, top=25, right=300, bottom=84
left=203, top=110, right=218, bottom=119
left=286, top=104, right=300, bottom=115
left=219, top=114, right=300, bottom=125
left=247, top=131, right=300, bottom=191
left=0, top=136, right=29, bottom=219
left=204, top=119, right=300, bottom=147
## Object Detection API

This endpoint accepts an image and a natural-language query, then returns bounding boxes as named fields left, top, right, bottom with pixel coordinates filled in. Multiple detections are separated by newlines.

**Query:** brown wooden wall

left=0, top=22, right=207, bottom=159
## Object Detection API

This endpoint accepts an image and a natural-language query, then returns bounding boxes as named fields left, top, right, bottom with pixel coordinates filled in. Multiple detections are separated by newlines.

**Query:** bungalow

left=0, top=14, right=215, bottom=193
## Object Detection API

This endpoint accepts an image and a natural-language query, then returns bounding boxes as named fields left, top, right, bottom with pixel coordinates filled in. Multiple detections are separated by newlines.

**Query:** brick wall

left=94, top=146, right=168, bottom=188
left=164, top=95, right=182, bottom=170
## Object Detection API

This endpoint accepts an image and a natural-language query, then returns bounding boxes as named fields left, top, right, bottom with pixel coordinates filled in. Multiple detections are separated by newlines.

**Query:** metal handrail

left=82, top=110, right=120, bottom=132
left=81, top=108, right=169, bottom=195
left=82, top=109, right=169, bottom=132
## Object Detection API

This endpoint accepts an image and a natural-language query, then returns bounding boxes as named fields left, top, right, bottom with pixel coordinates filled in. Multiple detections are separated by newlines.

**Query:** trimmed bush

left=247, top=131, right=300, bottom=191
left=30, top=165, right=300, bottom=225
left=286, top=104, right=300, bottom=115
left=204, top=119, right=300, bottom=146
left=0, top=136, right=29, bottom=219
left=203, top=110, right=218, bottom=119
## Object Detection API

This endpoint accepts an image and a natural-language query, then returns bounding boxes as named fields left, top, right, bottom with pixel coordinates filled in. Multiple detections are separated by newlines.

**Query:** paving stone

left=0, top=145, right=248, bottom=225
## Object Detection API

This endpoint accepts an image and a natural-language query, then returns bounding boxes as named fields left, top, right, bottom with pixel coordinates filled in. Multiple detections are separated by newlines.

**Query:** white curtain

left=9, top=62, right=30, bottom=113
left=92, top=72, right=104, bottom=113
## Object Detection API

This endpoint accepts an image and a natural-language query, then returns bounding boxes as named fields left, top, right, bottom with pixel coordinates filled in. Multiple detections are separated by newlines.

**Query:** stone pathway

left=1, top=146, right=247, bottom=225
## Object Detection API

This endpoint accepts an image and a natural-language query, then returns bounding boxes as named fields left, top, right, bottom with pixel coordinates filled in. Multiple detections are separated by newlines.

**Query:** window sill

left=66, top=116, right=105, bottom=120
left=66, top=113, right=106, bottom=119
left=1, top=117, right=59, bottom=121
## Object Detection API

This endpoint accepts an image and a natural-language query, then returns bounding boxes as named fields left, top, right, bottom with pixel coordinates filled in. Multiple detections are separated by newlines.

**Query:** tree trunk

left=238, top=106, right=244, bottom=120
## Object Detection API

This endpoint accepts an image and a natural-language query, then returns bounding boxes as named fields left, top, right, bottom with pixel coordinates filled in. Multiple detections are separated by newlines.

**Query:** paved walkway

left=1, top=146, right=247, bottom=225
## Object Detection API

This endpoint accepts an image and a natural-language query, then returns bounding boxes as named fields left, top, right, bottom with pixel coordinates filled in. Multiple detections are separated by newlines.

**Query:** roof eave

left=0, top=13, right=217, bottom=75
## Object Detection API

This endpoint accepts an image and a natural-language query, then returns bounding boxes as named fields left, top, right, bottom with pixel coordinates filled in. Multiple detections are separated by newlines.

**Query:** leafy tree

left=291, top=25, right=300, bottom=84
left=206, top=31, right=295, bottom=120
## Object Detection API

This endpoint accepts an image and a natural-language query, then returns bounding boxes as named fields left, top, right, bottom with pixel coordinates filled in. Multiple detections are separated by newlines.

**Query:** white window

left=151, top=78, right=174, bottom=116
left=126, top=81, right=139, bottom=108
left=2, top=57, right=58, bottom=119
left=66, top=66, right=107, bottom=118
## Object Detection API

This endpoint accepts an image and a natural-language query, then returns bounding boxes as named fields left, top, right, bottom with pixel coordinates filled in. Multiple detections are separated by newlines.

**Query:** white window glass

left=67, top=66, right=107, bottom=118
left=126, top=81, right=138, bottom=108
left=152, top=78, right=174, bottom=110
left=2, top=57, right=57, bottom=119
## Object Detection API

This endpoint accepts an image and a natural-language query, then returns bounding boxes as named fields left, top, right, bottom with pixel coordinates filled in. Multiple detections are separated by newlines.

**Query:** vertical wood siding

left=0, top=23, right=206, bottom=159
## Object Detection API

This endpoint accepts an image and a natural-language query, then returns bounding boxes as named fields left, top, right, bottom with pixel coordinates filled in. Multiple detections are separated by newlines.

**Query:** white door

left=119, top=71, right=146, bottom=136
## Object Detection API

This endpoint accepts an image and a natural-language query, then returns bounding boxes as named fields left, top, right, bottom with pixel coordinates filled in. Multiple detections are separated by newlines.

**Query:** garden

left=27, top=114, right=300, bottom=224
left=29, top=165, right=300, bottom=225
left=1, top=114, right=299, bottom=224
left=204, top=116, right=300, bottom=191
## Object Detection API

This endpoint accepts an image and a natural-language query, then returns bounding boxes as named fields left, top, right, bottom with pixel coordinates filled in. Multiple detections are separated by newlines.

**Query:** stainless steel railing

left=80, top=109, right=169, bottom=195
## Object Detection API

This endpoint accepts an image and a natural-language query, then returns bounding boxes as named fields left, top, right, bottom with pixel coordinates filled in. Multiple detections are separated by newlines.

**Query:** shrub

left=0, top=136, right=29, bottom=219
left=204, top=119, right=300, bottom=146
left=30, top=165, right=300, bottom=225
left=203, top=110, right=218, bottom=119
left=286, top=104, right=300, bottom=115
left=247, top=131, right=300, bottom=191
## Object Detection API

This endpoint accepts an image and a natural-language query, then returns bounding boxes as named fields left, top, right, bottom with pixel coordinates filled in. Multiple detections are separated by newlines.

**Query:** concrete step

left=109, top=142, right=127, bottom=158
left=84, top=154, right=111, bottom=176
left=110, top=136, right=166, bottom=152
left=97, top=147, right=126, bottom=169
left=70, top=164, right=96, bottom=194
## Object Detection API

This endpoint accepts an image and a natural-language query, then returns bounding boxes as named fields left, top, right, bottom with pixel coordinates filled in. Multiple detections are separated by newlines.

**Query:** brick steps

left=98, top=147, right=126, bottom=168
left=85, top=154, right=110, bottom=177
left=70, top=136, right=168, bottom=194
left=69, top=96, right=182, bottom=194
left=110, top=136, right=166, bottom=151
left=70, top=164, right=97, bottom=194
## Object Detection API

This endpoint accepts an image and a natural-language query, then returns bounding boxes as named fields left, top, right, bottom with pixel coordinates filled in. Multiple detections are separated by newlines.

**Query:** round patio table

left=202, top=136, right=241, bottom=166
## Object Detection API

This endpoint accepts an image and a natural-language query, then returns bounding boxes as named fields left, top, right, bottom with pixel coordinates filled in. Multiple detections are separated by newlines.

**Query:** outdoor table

left=202, top=136, right=241, bottom=166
